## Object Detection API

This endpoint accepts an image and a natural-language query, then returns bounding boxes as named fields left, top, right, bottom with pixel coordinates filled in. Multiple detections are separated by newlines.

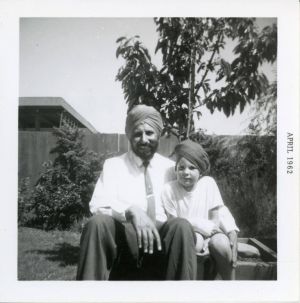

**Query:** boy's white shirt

left=161, top=176, right=239, bottom=236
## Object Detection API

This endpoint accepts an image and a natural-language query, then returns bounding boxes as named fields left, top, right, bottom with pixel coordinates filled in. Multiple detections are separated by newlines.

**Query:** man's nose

left=141, top=132, right=148, bottom=143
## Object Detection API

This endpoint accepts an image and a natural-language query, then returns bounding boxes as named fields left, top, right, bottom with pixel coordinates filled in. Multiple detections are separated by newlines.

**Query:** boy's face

left=176, top=157, right=200, bottom=191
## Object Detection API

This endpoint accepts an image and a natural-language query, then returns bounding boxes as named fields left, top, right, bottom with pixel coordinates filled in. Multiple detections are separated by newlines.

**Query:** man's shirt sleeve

left=89, top=159, right=127, bottom=221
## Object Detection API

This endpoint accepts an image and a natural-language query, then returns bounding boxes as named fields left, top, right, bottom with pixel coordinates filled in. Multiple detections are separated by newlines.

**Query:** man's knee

left=167, top=217, right=195, bottom=237
left=168, top=217, right=191, bottom=227
left=83, top=213, right=114, bottom=235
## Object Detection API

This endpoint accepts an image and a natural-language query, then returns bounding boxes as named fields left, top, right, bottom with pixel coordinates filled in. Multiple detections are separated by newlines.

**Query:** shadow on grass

left=29, top=243, right=80, bottom=267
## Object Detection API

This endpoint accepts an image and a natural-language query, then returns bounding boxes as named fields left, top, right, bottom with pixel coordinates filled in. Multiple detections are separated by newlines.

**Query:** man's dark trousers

left=76, top=213, right=197, bottom=280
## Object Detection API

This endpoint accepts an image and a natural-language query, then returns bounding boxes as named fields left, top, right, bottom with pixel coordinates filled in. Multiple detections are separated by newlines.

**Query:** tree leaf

left=116, top=36, right=126, bottom=43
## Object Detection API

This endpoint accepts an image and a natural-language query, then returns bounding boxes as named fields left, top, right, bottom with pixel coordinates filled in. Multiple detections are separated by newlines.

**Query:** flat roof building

left=19, top=97, right=98, bottom=134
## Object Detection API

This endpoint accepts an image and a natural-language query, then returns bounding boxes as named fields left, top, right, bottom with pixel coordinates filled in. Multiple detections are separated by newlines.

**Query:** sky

left=19, top=18, right=276, bottom=134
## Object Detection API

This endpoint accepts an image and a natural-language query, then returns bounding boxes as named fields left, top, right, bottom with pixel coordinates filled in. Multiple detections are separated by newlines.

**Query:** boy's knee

left=209, top=233, right=231, bottom=256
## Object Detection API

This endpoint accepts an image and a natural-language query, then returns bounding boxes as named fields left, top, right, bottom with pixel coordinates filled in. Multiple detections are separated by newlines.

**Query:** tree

left=248, top=81, right=277, bottom=136
left=116, top=18, right=277, bottom=139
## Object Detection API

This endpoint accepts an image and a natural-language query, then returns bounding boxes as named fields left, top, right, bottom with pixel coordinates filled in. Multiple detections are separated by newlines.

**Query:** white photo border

left=0, top=0, right=299, bottom=302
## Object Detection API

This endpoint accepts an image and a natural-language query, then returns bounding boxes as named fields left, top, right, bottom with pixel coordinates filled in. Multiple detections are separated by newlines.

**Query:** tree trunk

left=187, top=46, right=196, bottom=139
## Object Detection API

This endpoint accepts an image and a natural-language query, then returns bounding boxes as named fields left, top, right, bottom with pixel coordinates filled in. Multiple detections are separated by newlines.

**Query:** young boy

left=161, top=139, right=239, bottom=280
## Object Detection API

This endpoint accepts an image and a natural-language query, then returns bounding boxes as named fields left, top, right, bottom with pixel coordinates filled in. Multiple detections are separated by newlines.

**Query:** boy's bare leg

left=208, top=233, right=234, bottom=280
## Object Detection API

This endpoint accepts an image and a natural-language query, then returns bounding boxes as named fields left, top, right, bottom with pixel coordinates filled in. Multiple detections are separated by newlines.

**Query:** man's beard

left=131, top=141, right=159, bottom=161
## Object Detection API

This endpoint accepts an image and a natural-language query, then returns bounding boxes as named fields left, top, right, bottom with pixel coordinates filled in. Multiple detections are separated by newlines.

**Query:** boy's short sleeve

left=161, top=182, right=178, bottom=218
left=205, top=177, right=224, bottom=210
left=204, top=177, right=239, bottom=233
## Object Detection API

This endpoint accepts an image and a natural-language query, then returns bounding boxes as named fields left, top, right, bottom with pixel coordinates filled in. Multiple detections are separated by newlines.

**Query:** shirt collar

left=128, top=148, right=155, bottom=169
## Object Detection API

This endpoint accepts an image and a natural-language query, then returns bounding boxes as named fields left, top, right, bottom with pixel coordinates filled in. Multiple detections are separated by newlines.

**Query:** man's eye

left=178, top=166, right=184, bottom=171
left=189, top=166, right=197, bottom=170
left=146, top=131, right=154, bottom=136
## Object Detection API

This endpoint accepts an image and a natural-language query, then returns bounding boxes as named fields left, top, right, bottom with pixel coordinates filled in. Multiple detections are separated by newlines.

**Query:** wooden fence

left=18, top=130, right=179, bottom=184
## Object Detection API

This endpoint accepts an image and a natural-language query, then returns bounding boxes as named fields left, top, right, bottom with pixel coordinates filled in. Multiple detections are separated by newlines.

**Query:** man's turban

left=125, top=105, right=163, bottom=138
left=174, top=139, right=210, bottom=175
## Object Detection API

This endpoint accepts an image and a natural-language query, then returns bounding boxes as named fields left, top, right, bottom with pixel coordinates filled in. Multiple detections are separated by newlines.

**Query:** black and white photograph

left=0, top=0, right=299, bottom=302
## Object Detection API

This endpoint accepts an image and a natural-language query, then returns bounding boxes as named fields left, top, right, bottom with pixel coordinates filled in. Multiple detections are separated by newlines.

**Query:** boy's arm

left=211, top=205, right=239, bottom=234
left=207, top=178, right=239, bottom=234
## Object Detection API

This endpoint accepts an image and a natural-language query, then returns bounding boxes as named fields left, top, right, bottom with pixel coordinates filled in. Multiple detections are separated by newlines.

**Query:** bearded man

left=76, top=104, right=198, bottom=280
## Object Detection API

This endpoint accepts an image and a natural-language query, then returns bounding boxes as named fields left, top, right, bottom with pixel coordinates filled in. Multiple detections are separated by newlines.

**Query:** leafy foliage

left=191, top=133, right=276, bottom=237
left=26, top=124, right=103, bottom=230
left=116, top=36, right=161, bottom=112
left=18, top=177, right=35, bottom=226
left=248, top=81, right=277, bottom=136
left=116, top=18, right=277, bottom=139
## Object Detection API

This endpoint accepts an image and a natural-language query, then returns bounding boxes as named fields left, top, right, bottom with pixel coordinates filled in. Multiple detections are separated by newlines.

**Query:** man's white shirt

left=89, top=149, right=175, bottom=223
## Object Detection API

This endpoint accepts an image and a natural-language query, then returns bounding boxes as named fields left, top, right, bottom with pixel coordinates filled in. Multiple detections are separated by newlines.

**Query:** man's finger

left=142, top=229, right=148, bottom=253
left=147, top=229, right=154, bottom=254
left=131, top=217, right=142, bottom=249
left=152, top=228, right=162, bottom=251
left=136, top=228, right=142, bottom=249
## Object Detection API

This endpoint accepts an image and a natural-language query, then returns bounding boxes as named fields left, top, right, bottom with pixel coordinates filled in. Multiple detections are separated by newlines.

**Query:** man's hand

left=125, top=206, right=161, bottom=254
left=228, top=230, right=238, bottom=268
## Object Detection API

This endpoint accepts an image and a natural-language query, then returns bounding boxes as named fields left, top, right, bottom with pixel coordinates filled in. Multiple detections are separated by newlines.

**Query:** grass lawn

left=18, top=227, right=81, bottom=280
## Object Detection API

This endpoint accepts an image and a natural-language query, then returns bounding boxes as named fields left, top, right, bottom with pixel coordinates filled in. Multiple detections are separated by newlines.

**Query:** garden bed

left=197, top=237, right=277, bottom=280
left=235, top=238, right=277, bottom=280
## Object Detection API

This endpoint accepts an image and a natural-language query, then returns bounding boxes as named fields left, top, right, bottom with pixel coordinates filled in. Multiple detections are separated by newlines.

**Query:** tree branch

left=195, top=32, right=223, bottom=105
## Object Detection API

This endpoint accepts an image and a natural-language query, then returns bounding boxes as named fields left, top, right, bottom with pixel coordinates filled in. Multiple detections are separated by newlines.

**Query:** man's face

left=130, top=123, right=159, bottom=161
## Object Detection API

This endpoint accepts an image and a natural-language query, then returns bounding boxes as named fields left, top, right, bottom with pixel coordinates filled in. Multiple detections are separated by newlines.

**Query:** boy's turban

left=174, top=139, right=210, bottom=175
left=125, top=105, right=163, bottom=138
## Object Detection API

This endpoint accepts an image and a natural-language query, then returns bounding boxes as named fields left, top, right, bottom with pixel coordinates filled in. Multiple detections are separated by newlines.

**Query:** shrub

left=68, top=216, right=91, bottom=233
left=28, top=124, right=104, bottom=230
left=18, top=177, right=35, bottom=226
